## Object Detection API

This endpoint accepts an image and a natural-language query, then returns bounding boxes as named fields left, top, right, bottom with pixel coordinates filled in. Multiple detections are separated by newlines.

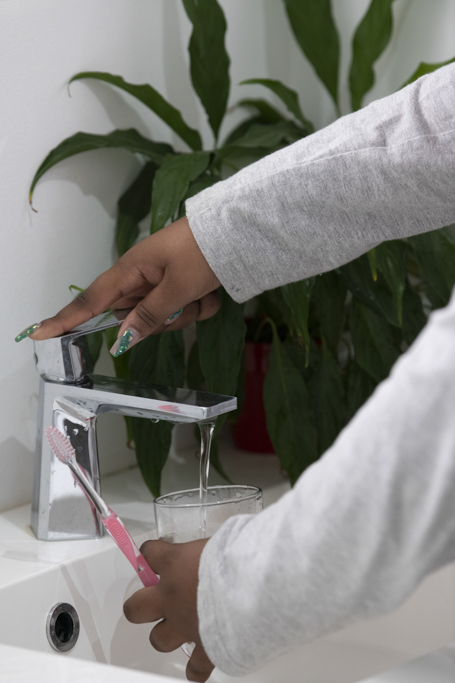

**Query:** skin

left=28, top=216, right=219, bottom=681
left=124, top=539, right=214, bottom=682
left=29, top=216, right=221, bottom=346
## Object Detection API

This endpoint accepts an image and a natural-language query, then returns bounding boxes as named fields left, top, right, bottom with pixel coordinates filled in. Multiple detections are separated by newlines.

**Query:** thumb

left=109, top=281, right=186, bottom=357
left=186, top=643, right=215, bottom=682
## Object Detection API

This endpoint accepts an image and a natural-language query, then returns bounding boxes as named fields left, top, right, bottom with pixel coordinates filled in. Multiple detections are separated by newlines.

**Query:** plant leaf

left=197, top=288, right=246, bottom=396
left=240, top=78, right=314, bottom=132
left=280, top=279, right=312, bottom=364
left=227, top=120, right=304, bottom=148
left=340, top=254, right=400, bottom=327
left=182, top=0, right=230, bottom=140
left=128, top=331, right=186, bottom=497
left=116, top=162, right=157, bottom=256
left=70, top=71, right=202, bottom=151
left=196, top=288, right=246, bottom=477
left=129, top=330, right=186, bottom=386
left=236, top=99, right=285, bottom=124
left=312, top=270, right=347, bottom=353
left=222, top=115, right=264, bottom=146
left=367, top=248, right=378, bottom=281
left=349, top=0, right=396, bottom=111
left=350, top=299, right=400, bottom=383
left=347, top=360, right=377, bottom=419
left=212, top=436, right=235, bottom=484
left=104, top=326, right=132, bottom=441
left=400, top=57, right=455, bottom=89
left=69, top=284, right=85, bottom=294
left=263, top=322, right=318, bottom=485
left=115, top=214, right=140, bottom=260
left=177, top=173, right=219, bottom=219
left=130, top=420, right=173, bottom=499
left=86, top=330, right=104, bottom=367
left=375, top=240, right=406, bottom=325
left=103, top=326, right=130, bottom=380
left=409, top=228, right=455, bottom=309
left=308, top=342, right=346, bottom=455
left=30, top=129, right=173, bottom=204
left=216, top=147, right=272, bottom=174
left=401, top=280, right=427, bottom=347
left=150, top=151, right=210, bottom=233
left=187, top=340, right=205, bottom=390
left=281, top=0, right=340, bottom=109
left=217, top=121, right=304, bottom=168
left=184, top=173, right=219, bottom=201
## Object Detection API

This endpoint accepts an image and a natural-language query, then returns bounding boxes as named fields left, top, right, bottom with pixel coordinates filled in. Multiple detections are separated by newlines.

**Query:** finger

left=150, top=291, right=221, bottom=335
left=186, top=644, right=215, bottom=682
left=139, top=539, right=172, bottom=574
left=149, top=619, right=185, bottom=653
left=109, top=280, right=191, bottom=356
left=29, top=261, right=137, bottom=341
left=167, top=291, right=221, bottom=328
left=123, top=586, right=164, bottom=624
left=196, top=290, right=221, bottom=321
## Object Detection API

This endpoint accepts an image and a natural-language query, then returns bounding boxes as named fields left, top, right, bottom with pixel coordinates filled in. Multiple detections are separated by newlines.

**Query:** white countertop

left=0, top=434, right=453, bottom=683
left=0, top=437, right=290, bottom=682
left=0, top=434, right=290, bottom=592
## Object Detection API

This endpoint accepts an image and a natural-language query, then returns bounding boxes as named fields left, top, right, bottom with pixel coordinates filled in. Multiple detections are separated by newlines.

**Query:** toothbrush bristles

left=45, top=426, right=75, bottom=464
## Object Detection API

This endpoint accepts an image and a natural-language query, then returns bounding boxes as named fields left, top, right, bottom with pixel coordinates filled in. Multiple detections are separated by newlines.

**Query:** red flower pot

left=232, top=342, right=275, bottom=454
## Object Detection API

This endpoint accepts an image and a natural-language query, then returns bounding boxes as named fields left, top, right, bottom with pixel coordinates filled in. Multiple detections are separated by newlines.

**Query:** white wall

left=1, top=0, right=455, bottom=512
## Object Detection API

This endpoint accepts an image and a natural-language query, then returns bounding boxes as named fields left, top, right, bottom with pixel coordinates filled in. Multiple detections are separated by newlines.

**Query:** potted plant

left=30, top=0, right=455, bottom=495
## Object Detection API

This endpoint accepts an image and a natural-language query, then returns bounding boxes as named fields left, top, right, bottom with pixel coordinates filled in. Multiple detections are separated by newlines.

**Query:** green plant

left=30, top=0, right=455, bottom=494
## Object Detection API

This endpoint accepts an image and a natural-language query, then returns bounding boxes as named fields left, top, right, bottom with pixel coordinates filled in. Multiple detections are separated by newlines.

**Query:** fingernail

left=110, top=328, right=140, bottom=357
left=164, top=308, right=184, bottom=326
left=15, top=323, right=40, bottom=343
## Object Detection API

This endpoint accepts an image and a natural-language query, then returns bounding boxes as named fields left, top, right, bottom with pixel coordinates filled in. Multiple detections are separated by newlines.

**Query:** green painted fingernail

left=111, top=328, right=135, bottom=357
left=164, top=308, right=184, bottom=325
left=15, top=323, right=40, bottom=343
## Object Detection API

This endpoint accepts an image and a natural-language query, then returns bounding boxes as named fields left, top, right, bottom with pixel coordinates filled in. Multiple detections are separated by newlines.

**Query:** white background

left=1, top=0, right=455, bottom=511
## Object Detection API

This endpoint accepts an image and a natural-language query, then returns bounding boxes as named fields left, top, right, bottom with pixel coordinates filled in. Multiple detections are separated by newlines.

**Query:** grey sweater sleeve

left=186, top=63, right=455, bottom=303
left=187, top=64, right=455, bottom=676
left=197, top=290, right=455, bottom=675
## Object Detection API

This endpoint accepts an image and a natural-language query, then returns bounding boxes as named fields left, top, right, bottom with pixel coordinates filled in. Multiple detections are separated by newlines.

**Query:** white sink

left=360, top=646, right=455, bottom=683
left=0, top=440, right=454, bottom=682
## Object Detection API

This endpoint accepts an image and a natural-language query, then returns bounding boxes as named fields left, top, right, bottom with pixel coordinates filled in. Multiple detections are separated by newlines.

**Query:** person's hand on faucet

left=124, top=538, right=214, bottom=683
left=18, top=217, right=221, bottom=356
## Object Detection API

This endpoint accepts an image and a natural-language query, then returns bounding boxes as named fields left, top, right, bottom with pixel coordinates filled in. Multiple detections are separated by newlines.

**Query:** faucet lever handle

left=65, top=309, right=132, bottom=338
left=33, top=309, right=132, bottom=383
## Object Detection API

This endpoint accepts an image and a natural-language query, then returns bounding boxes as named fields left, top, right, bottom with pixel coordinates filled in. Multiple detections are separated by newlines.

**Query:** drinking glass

left=154, top=485, right=263, bottom=658
left=154, top=485, right=263, bottom=543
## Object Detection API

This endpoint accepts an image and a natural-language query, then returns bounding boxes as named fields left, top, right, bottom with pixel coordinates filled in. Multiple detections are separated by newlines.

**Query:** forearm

left=187, top=63, right=455, bottom=303
left=197, top=289, right=455, bottom=676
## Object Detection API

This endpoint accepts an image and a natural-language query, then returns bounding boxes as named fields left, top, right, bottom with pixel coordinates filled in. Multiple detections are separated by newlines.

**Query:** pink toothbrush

left=45, top=426, right=159, bottom=588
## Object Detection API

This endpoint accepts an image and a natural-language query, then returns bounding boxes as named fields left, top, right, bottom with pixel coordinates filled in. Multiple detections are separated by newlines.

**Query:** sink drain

left=46, top=603, right=80, bottom=652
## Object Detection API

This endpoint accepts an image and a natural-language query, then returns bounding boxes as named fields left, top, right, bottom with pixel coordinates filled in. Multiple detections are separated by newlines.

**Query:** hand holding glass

left=154, top=485, right=263, bottom=656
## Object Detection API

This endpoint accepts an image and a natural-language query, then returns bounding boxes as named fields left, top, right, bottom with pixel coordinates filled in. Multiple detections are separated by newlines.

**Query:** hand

left=21, top=217, right=221, bottom=355
left=124, top=539, right=214, bottom=682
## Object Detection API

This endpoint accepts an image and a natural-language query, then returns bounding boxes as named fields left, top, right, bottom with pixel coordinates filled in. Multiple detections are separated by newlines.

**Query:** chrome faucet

left=31, top=310, right=237, bottom=541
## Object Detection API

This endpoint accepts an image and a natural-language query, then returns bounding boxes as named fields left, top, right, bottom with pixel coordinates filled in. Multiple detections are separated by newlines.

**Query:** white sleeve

left=197, top=290, right=455, bottom=676
left=186, top=63, right=455, bottom=303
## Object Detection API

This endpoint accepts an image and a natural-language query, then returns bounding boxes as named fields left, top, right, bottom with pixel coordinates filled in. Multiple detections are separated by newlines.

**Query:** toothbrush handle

left=104, top=514, right=193, bottom=657
left=103, top=514, right=159, bottom=587
left=136, top=551, right=160, bottom=587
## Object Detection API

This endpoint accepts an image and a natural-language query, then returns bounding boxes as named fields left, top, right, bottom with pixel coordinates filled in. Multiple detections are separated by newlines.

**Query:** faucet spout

left=30, top=310, right=237, bottom=541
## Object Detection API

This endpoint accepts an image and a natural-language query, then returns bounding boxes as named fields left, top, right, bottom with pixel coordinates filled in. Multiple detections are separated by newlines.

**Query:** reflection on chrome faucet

left=31, top=310, right=237, bottom=541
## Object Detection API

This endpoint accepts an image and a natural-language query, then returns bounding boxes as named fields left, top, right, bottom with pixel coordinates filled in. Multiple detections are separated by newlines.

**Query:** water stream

left=198, top=421, right=215, bottom=538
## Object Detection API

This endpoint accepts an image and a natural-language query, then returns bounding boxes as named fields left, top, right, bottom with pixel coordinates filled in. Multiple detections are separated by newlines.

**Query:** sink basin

left=360, top=645, right=455, bottom=683
left=0, top=440, right=454, bottom=683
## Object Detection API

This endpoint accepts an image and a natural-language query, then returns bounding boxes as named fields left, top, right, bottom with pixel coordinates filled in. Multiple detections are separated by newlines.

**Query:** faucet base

left=31, top=377, right=104, bottom=541
left=31, top=372, right=237, bottom=541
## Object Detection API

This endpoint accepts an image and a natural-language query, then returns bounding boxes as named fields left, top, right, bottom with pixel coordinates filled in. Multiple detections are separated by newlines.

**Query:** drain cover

left=46, top=603, right=80, bottom=652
